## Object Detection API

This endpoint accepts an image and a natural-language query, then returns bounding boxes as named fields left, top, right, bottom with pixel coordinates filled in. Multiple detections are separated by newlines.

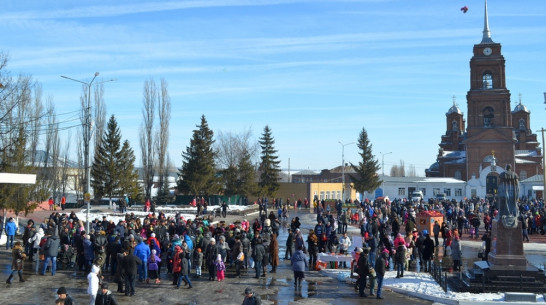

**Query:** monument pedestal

left=488, top=219, right=527, bottom=267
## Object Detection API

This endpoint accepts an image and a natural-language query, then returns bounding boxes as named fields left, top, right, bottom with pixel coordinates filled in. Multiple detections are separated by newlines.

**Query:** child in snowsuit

left=147, top=249, right=161, bottom=284
left=215, top=254, right=226, bottom=281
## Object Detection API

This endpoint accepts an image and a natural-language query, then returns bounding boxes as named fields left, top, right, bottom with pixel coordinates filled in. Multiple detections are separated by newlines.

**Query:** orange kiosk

left=416, top=210, right=444, bottom=234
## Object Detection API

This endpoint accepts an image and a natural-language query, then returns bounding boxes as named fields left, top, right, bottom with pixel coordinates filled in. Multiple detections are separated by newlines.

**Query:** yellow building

left=275, top=182, right=356, bottom=203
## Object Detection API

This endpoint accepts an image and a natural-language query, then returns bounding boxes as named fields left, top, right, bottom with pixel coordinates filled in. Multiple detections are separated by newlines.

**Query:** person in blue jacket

left=134, top=237, right=150, bottom=282
left=5, top=217, right=18, bottom=249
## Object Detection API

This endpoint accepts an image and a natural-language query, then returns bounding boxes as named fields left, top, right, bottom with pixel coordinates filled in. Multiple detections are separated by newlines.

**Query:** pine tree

left=258, top=125, right=281, bottom=197
left=177, top=115, right=219, bottom=196
left=350, top=127, right=382, bottom=194
left=237, top=147, right=257, bottom=200
left=118, top=140, right=141, bottom=201
left=222, top=165, right=238, bottom=197
left=91, top=115, right=125, bottom=199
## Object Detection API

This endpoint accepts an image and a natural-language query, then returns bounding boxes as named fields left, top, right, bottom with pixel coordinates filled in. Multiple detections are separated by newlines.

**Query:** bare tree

left=216, top=128, right=258, bottom=169
left=155, top=78, right=171, bottom=203
left=407, top=164, right=417, bottom=177
left=93, top=83, right=107, bottom=158
left=29, top=83, right=43, bottom=165
left=140, top=78, right=156, bottom=199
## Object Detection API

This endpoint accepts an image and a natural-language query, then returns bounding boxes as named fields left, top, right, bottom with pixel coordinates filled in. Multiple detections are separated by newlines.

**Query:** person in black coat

left=95, top=283, right=118, bottom=305
left=121, top=250, right=141, bottom=296
left=205, top=238, right=218, bottom=281
left=422, top=234, right=435, bottom=272
left=374, top=252, right=387, bottom=299
left=284, top=229, right=294, bottom=260
left=356, top=248, right=369, bottom=298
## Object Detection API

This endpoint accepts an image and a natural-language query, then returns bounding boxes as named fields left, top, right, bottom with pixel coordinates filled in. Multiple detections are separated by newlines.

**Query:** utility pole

left=338, top=141, right=355, bottom=202
left=534, top=126, right=546, bottom=201
left=61, top=73, right=115, bottom=233
left=380, top=152, right=392, bottom=197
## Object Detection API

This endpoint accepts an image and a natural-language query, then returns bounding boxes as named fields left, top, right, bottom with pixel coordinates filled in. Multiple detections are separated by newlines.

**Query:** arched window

left=454, top=170, right=462, bottom=180
left=483, top=107, right=494, bottom=127
left=482, top=72, right=493, bottom=89
left=452, top=120, right=458, bottom=132
left=519, top=119, right=526, bottom=131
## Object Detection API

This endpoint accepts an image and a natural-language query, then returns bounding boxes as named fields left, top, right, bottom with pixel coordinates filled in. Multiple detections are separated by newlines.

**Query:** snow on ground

left=320, top=268, right=545, bottom=304
left=75, top=204, right=256, bottom=226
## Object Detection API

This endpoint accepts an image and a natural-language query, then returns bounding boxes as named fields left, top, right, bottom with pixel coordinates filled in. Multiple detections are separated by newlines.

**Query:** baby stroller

left=214, top=208, right=222, bottom=218
left=58, top=244, right=76, bottom=270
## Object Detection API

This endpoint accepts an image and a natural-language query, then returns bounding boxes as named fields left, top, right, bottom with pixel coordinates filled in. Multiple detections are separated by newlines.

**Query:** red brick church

left=426, top=2, right=543, bottom=197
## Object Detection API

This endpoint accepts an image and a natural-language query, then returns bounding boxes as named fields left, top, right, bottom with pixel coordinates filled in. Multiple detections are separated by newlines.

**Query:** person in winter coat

left=147, top=249, right=161, bottom=284
left=231, top=235, right=243, bottom=277
left=6, top=241, right=26, bottom=284
left=451, top=236, right=462, bottom=271
left=339, top=232, right=352, bottom=268
left=291, top=245, right=308, bottom=287
left=307, top=230, right=318, bottom=270
left=87, top=264, right=101, bottom=305
left=5, top=217, right=17, bottom=249
left=242, top=287, right=262, bottom=305
left=121, top=249, right=142, bottom=296
left=114, top=251, right=126, bottom=293
left=215, top=254, right=226, bottom=281
left=285, top=229, right=294, bottom=260
left=95, top=282, right=118, bottom=305
left=394, top=242, right=406, bottom=278
left=83, top=234, right=95, bottom=273
left=56, top=286, right=75, bottom=305
left=172, top=246, right=184, bottom=285
left=176, top=249, right=192, bottom=289
left=253, top=238, right=266, bottom=278
left=194, top=248, right=203, bottom=277
left=269, top=233, right=280, bottom=273
left=134, top=238, right=150, bottom=282
left=41, top=234, right=60, bottom=275
left=422, top=233, right=435, bottom=272
left=356, top=248, right=370, bottom=298
left=29, top=227, right=45, bottom=273
left=374, top=251, right=388, bottom=299
left=205, top=238, right=218, bottom=281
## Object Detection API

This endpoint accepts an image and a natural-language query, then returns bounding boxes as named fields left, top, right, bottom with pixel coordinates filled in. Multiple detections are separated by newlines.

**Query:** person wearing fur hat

left=6, top=241, right=26, bottom=284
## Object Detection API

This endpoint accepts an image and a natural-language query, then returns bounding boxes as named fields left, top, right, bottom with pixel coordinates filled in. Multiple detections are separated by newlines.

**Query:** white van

left=411, top=191, right=424, bottom=202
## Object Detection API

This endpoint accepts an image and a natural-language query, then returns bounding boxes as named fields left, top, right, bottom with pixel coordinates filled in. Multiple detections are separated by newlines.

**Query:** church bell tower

left=464, top=0, right=515, bottom=181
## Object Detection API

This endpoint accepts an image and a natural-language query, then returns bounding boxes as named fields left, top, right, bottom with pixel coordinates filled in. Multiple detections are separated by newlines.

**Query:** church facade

left=425, top=3, right=543, bottom=199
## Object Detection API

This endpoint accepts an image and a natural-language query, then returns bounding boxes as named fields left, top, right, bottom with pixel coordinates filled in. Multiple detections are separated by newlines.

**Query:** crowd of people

left=3, top=194, right=545, bottom=304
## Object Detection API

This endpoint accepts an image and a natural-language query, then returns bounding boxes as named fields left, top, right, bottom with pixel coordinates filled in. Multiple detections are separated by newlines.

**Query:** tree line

left=0, top=51, right=383, bottom=217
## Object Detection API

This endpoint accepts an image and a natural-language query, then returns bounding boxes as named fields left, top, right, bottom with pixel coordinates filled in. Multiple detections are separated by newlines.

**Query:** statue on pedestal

left=496, top=164, right=519, bottom=228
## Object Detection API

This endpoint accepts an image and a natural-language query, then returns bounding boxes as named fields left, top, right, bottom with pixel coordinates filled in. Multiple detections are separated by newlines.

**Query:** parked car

left=411, top=191, right=424, bottom=202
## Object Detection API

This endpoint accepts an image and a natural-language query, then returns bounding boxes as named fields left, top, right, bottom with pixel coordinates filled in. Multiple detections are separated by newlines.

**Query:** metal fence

left=429, top=262, right=448, bottom=292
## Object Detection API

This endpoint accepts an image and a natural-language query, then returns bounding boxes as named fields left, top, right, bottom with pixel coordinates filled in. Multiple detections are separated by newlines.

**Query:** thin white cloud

left=0, top=0, right=376, bottom=20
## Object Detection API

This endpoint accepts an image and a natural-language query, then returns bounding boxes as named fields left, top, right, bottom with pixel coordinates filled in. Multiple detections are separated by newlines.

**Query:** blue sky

left=1, top=0, right=546, bottom=175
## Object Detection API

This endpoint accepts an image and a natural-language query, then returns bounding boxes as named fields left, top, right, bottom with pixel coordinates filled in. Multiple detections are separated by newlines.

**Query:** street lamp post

left=380, top=152, right=392, bottom=197
left=61, top=72, right=114, bottom=233
left=339, top=141, right=355, bottom=202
